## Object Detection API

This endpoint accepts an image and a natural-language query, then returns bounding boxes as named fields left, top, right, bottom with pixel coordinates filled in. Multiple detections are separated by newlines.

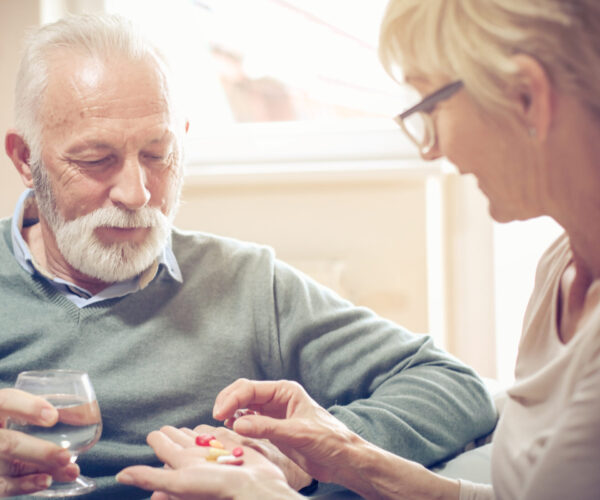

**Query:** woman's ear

left=509, top=54, right=554, bottom=141
left=5, top=131, right=34, bottom=188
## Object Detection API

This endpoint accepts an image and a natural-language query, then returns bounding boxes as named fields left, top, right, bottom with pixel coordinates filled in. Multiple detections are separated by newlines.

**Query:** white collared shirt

left=11, top=189, right=182, bottom=308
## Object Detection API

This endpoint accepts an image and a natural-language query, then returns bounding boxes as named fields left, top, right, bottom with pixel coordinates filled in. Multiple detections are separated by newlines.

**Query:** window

left=106, top=0, right=412, bottom=124
left=105, top=0, right=421, bottom=170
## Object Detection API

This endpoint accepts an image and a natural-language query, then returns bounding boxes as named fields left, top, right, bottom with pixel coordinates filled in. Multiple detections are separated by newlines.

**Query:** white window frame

left=184, top=118, right=438, bottom=176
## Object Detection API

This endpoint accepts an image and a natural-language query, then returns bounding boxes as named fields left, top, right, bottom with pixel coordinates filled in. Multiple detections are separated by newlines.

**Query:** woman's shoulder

left=532, top=231, right=570, bottom=286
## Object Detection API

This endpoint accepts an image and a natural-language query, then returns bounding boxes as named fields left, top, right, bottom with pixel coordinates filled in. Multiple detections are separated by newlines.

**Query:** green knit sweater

left=0, top=218, right=496, bottom=499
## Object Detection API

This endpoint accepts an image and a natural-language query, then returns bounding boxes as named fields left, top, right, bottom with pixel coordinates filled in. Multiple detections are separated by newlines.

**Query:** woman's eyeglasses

left=394, top=80, right=463, bottom=155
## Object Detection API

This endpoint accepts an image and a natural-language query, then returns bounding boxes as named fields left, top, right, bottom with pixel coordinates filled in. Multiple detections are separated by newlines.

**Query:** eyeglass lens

left=402, top=111, right=434, bottom=151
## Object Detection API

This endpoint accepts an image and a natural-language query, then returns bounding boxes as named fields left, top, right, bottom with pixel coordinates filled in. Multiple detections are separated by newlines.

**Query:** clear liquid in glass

left=8, top=370, right=102, bottom=497
left=10, top=394, right=102, bottom=460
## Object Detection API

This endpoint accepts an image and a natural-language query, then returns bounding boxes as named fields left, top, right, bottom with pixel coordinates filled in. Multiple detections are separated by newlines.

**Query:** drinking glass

left=8, top=370, right=102, bottom=497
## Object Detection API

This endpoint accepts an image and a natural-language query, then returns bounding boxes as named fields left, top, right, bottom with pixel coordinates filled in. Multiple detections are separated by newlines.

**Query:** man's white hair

left=14, top=13, right=173, bottom=165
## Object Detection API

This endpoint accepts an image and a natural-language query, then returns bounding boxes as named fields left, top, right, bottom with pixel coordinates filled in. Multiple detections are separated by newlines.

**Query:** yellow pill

left=207, top=448, right=230, bottom=459
left=209, top=439, right=225, bottom=449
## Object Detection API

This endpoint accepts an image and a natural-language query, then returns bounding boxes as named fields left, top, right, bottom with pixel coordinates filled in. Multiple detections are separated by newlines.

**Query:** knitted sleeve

left=272, top=259, right=497, bottom=468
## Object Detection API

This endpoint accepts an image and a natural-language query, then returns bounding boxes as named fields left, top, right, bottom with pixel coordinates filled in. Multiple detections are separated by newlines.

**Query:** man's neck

left=23, top=221, right=113, bottom=295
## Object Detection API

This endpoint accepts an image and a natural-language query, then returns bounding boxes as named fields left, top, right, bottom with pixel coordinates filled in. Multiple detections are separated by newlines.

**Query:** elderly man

left=0, top=13, right=495, bottom=500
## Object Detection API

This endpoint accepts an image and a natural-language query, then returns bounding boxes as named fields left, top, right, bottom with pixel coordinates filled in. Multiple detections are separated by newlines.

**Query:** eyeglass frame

left=394, top=80, right=463, bottom=155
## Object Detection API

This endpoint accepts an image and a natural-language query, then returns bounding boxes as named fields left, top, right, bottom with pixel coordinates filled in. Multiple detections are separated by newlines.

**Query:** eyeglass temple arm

left=397, top=80, right=463, bottom=119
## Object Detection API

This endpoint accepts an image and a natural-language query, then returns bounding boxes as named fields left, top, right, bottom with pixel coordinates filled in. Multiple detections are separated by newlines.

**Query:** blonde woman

left=118, top=1, right=600, bottom=498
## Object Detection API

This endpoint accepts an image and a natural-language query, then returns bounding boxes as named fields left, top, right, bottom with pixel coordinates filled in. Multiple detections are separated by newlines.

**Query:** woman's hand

left=212, top=379, right=365, bottom=485
left=117, top=426, right=301, bottom=500
left=213, top=379, right=462, bottom=500
left=0, top=388, right=79, bottom=497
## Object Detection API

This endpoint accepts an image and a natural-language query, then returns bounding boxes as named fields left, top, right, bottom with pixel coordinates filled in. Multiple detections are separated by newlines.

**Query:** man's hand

left=117, top=426, right=301, bottom=500
left=0, top=388, right=79, bottom=497
left=212, top=379, right=365, bottom=485
left=192, top=423, right=313, bottom=491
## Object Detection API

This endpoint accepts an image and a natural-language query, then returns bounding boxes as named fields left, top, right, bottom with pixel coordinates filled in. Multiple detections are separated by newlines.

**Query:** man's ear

left=5, top=131, right=34, bottom=188
left=510, top=54, right=554, bottom=141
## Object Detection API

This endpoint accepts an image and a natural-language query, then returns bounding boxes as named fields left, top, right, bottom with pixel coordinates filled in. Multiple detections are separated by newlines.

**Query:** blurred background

left=0, top=0, right=562, bottom=383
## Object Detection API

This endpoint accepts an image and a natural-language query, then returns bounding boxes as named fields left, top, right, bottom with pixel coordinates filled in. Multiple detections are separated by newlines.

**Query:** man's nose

left=109, top=157, right=151, bottom=210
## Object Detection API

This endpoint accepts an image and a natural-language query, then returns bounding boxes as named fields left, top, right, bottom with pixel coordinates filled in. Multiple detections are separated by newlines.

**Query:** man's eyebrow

left=147, top=131, right=176, bottom=145
left=65, top=142, right=113, bottom=154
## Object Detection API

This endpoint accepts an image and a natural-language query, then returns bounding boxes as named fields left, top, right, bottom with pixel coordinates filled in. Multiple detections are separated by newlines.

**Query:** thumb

left=233, top=415, right=300, bottom=445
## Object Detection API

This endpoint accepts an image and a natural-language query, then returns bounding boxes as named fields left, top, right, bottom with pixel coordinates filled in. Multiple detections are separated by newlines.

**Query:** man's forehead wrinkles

left=43, top=52, right=173, bottom=122
left=42, top=94, right=172, bottom=139
left=78, top=98, right=171, bottom=120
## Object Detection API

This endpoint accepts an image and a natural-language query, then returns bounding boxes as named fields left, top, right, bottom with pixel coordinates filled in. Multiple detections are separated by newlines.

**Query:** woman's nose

left=420, top=140, right=442, bottom=161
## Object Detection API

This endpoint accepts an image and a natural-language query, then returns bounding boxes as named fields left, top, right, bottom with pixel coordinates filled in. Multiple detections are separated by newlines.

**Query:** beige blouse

left=460, top=233, right=600, bottom=500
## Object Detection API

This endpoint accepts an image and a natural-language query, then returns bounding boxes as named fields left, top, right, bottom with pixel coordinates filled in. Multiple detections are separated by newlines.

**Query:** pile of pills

left=195, top=433, right=244, bottom=466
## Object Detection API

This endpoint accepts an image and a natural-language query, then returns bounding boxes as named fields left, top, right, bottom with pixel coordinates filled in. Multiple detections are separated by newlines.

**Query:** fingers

left=0, top=422, right=79, bottom=498
left=118, top=425, right=293, bottom=500
left=0, top=388, right=78, bottom=494
left=0, top=472, right=53, bottom=497
left=213, top=379, right=268, bottom=420
left=4, top=459, right=80, bottom=482
left=213, top=379, right=304, bottom=421
left=146, top=426, right=241, bottom=469
left=0, top=429, right=73, bottom=469
left=231, top=414, right=305, bottom=448
left=57, top=401, right=101, bottom=426
left=0, top=456, right=78, bottom=497
left=117, top=465, right=182, bottom=493
left=0, top=389, right=58, bottom=427
left=145, top=428, right=192, bottom=470
left=150, top=492, right=170, bottom=500
left=48, top=462, right=79, bottom=483
left=117, top=465, right=227, bottom=500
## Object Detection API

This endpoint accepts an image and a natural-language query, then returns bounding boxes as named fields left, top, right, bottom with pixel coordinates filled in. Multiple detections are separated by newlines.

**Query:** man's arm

left=272, top=260, right=497, bottom=467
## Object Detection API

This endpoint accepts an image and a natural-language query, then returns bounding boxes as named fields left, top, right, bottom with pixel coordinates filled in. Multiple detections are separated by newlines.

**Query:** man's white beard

left=30, top=159, right=177, bottom=284
left=51, top=205, right=173, bottom=283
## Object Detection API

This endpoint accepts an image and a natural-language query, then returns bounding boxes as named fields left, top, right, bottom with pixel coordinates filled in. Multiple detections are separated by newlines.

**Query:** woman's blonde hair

left=379, top=0, right=600, bottom=117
